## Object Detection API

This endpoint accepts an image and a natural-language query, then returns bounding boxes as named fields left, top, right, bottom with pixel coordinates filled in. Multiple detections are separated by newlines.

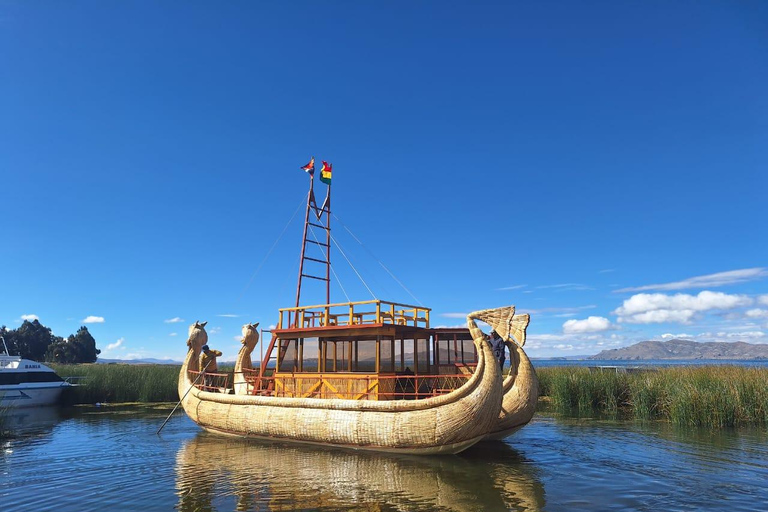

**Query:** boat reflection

left=175, top=434, right=545, bottom=511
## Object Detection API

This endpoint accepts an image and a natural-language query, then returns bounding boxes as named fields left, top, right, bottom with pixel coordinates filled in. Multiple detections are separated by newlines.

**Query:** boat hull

left=178, top=321, right=504, bottom=455
left=0, top=383, right=68, bottom=408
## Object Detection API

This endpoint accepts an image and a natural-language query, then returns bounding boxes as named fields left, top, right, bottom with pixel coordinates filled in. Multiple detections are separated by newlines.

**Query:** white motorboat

left=0, top=336, right=75, bottom=408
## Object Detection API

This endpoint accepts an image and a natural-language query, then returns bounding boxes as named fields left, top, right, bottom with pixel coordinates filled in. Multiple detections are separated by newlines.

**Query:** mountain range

left=590, top=339, right=768, bottom=360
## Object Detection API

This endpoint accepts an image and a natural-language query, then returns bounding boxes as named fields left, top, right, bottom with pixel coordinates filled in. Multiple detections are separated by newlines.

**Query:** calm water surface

left=1, top=405, right=766, bottom=511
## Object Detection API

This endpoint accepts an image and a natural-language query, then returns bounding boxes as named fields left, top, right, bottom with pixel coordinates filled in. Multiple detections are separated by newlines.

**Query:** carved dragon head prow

left=187, top=321, right=208, bottom=354
left=467, top=306, right=529, bottom=347
left=240, top=322, right=260, bottom=354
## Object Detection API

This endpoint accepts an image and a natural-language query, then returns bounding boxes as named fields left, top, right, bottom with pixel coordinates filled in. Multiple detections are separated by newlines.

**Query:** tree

left=5, top=320, right=61, bottom=361
left=44, top=325, right=101, bottom=364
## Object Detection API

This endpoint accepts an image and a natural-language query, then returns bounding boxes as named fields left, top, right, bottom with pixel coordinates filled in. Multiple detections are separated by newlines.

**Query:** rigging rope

left=332, top=212, right=423, bottom=306
left=307, top=225, right=351, bottom=303
left=237, top=197, right=306, bottom=303
left=325, top=228, right=377, bottom=301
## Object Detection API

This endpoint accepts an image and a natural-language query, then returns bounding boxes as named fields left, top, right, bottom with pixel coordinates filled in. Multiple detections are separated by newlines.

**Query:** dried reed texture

left=232, top=323, right=259, bottom=395
left=179, top=310, right=507, bottom=454
left=470, top=307, right=540, bottom=439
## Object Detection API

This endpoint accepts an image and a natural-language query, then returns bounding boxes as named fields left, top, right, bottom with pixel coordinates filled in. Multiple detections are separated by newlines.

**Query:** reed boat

left=178, top=160, right=538, bottom=453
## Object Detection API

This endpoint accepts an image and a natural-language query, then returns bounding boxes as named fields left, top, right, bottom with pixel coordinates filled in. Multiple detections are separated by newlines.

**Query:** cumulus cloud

left=563, top=316, right=612, bottom=334
left=169, top=332, right=178, bottom=337
left=759, top=295, right=768, bottom=307
left=208, top=326, right=222, bottom=335
left=660, top=333, right=695, bottom=340
left=21, top=314, right=39, bottom=321
left=615, top=268, right=768, bottom=293
left=106, top=338, right=124, bottom=350
left=613, top=291, right=752, bottom=324
left=164, top=317, right=184, bottom=324
left=82, top=316, right=105, bottom=324
left=745, top=309, right=768, bottom=319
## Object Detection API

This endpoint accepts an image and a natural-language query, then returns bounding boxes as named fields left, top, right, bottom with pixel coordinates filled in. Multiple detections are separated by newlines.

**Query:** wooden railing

left=189, top=370, right=231, bottom=392
left=278, top=300, right=431, bottom=330
left=240, top=369, right=471, bottom=400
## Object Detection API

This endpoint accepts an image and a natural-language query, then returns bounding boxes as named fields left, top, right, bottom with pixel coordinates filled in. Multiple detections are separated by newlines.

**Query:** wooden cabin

left=243, top=300, right=479, bottom=400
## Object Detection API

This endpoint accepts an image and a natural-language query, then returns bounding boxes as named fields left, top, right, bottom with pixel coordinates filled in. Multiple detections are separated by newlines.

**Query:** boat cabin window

left=435, top=332, right=477, bottom=366
left=379, top=336, right=394, bottom=373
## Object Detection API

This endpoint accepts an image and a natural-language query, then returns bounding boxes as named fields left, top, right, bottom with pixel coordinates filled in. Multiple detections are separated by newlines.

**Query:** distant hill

left=590, top=339, right=768, bottom=360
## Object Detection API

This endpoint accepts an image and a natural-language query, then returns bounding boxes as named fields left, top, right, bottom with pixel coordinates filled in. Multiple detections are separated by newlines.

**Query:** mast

left=294, top=166, right=332, bottom=310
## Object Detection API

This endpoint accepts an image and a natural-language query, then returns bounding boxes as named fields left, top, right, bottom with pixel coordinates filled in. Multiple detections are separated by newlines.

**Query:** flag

left=301, top=157, right=315, bottom=175
left=320, top=161, right=332, bottom=185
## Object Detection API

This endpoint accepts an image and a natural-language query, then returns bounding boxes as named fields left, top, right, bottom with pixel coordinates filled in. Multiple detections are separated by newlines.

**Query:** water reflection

left=175, top=434, right=546, bottom=512
left=1, top=406, right=65, bottom=440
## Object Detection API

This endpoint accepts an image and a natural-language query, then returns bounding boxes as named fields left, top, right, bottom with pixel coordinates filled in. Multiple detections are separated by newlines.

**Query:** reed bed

left=52, top=363, right=181, bottom=404
left=537, top=366, right=768, bottom=428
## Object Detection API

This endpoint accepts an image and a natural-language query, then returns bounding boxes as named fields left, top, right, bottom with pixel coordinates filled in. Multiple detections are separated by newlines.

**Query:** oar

left=157, top=359, right=212, bottom=435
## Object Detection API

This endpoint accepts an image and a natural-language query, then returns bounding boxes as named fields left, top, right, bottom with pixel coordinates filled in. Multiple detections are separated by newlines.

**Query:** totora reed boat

left=178, top=160, right=538, bottom=454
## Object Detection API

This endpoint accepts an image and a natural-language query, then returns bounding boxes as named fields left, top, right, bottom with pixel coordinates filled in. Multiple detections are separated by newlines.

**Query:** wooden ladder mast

left=259, top=170, right=331, bottom=384
left=295, top=172, right=332, bottom=312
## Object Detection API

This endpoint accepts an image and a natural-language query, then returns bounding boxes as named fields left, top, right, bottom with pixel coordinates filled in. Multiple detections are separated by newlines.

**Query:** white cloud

left=217, top=314, right=240, bottom=318
left=440, top=312, right=467, bottom=318
left=758, top=295, right=768, bottom=307
left=563, top=316, right=612, bottom=334
left=164, top=317, right=184, bottom=324
left=660, top=333, right=695, bottom=340
left=615, top=268, right=768, bottom=293
left=106, top=338, right=124, bottom=350
left=599, top=269, right=615, bottom=273
left=496, top=284, right=527, bottom=291
left=20, top=314, right=39, bottom=321
left=233, top=335, right=242, bottom=341
left=614, top=291, right=753, bottom=324
left=209, top=326, right=222, bottom=335
left=745, top=309, right=768, bottom=319
left=82, top=316, right=105, bottom=324
left=169, top=332, right=178, bottom=337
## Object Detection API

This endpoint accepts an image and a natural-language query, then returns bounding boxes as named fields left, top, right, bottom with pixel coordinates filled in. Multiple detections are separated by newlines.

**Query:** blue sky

left=1, top=2, right=766, bottom=360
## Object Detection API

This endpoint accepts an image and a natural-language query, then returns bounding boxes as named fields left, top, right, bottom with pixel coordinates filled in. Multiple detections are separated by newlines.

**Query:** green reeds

left=52, top=363, right=181, bottom=404
left=537, top=366, right=768, bottom=428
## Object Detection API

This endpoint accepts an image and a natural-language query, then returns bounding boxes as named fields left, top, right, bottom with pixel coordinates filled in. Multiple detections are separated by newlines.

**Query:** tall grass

left=537, top=366, right=768, bottom=428
left=52, top=364, right=181, bottom=404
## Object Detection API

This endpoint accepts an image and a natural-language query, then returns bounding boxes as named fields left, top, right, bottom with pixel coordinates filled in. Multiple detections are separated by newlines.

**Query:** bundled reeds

left=537, top=366, right=768, bottom=428
left=52, top=363, right=181, bottom=404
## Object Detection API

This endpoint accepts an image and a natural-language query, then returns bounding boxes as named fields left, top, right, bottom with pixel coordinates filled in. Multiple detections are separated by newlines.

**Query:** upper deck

left=276, top=299, right=431, bottom=332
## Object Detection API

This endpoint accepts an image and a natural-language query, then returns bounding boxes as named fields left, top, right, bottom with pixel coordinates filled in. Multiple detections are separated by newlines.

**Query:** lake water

left=2, top=405, right=767, bottom=511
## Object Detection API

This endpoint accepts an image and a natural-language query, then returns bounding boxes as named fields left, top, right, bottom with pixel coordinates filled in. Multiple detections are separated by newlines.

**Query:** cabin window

left=378, top=336, right=394, bottom=372
left=355, top=339, right=377, bottom=372
left=416, top=338, right=430, bottom=373
left=436, top=336, right=453, bottom=365
left=277, top=338, right=299, bottom=372
left=298, top=337, right=319, bottom=372
left=395, top=338, right=415, bottom=373
left=318, top=337, right=377, bottom=373
left=459, top=338, right=477, bottom=364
